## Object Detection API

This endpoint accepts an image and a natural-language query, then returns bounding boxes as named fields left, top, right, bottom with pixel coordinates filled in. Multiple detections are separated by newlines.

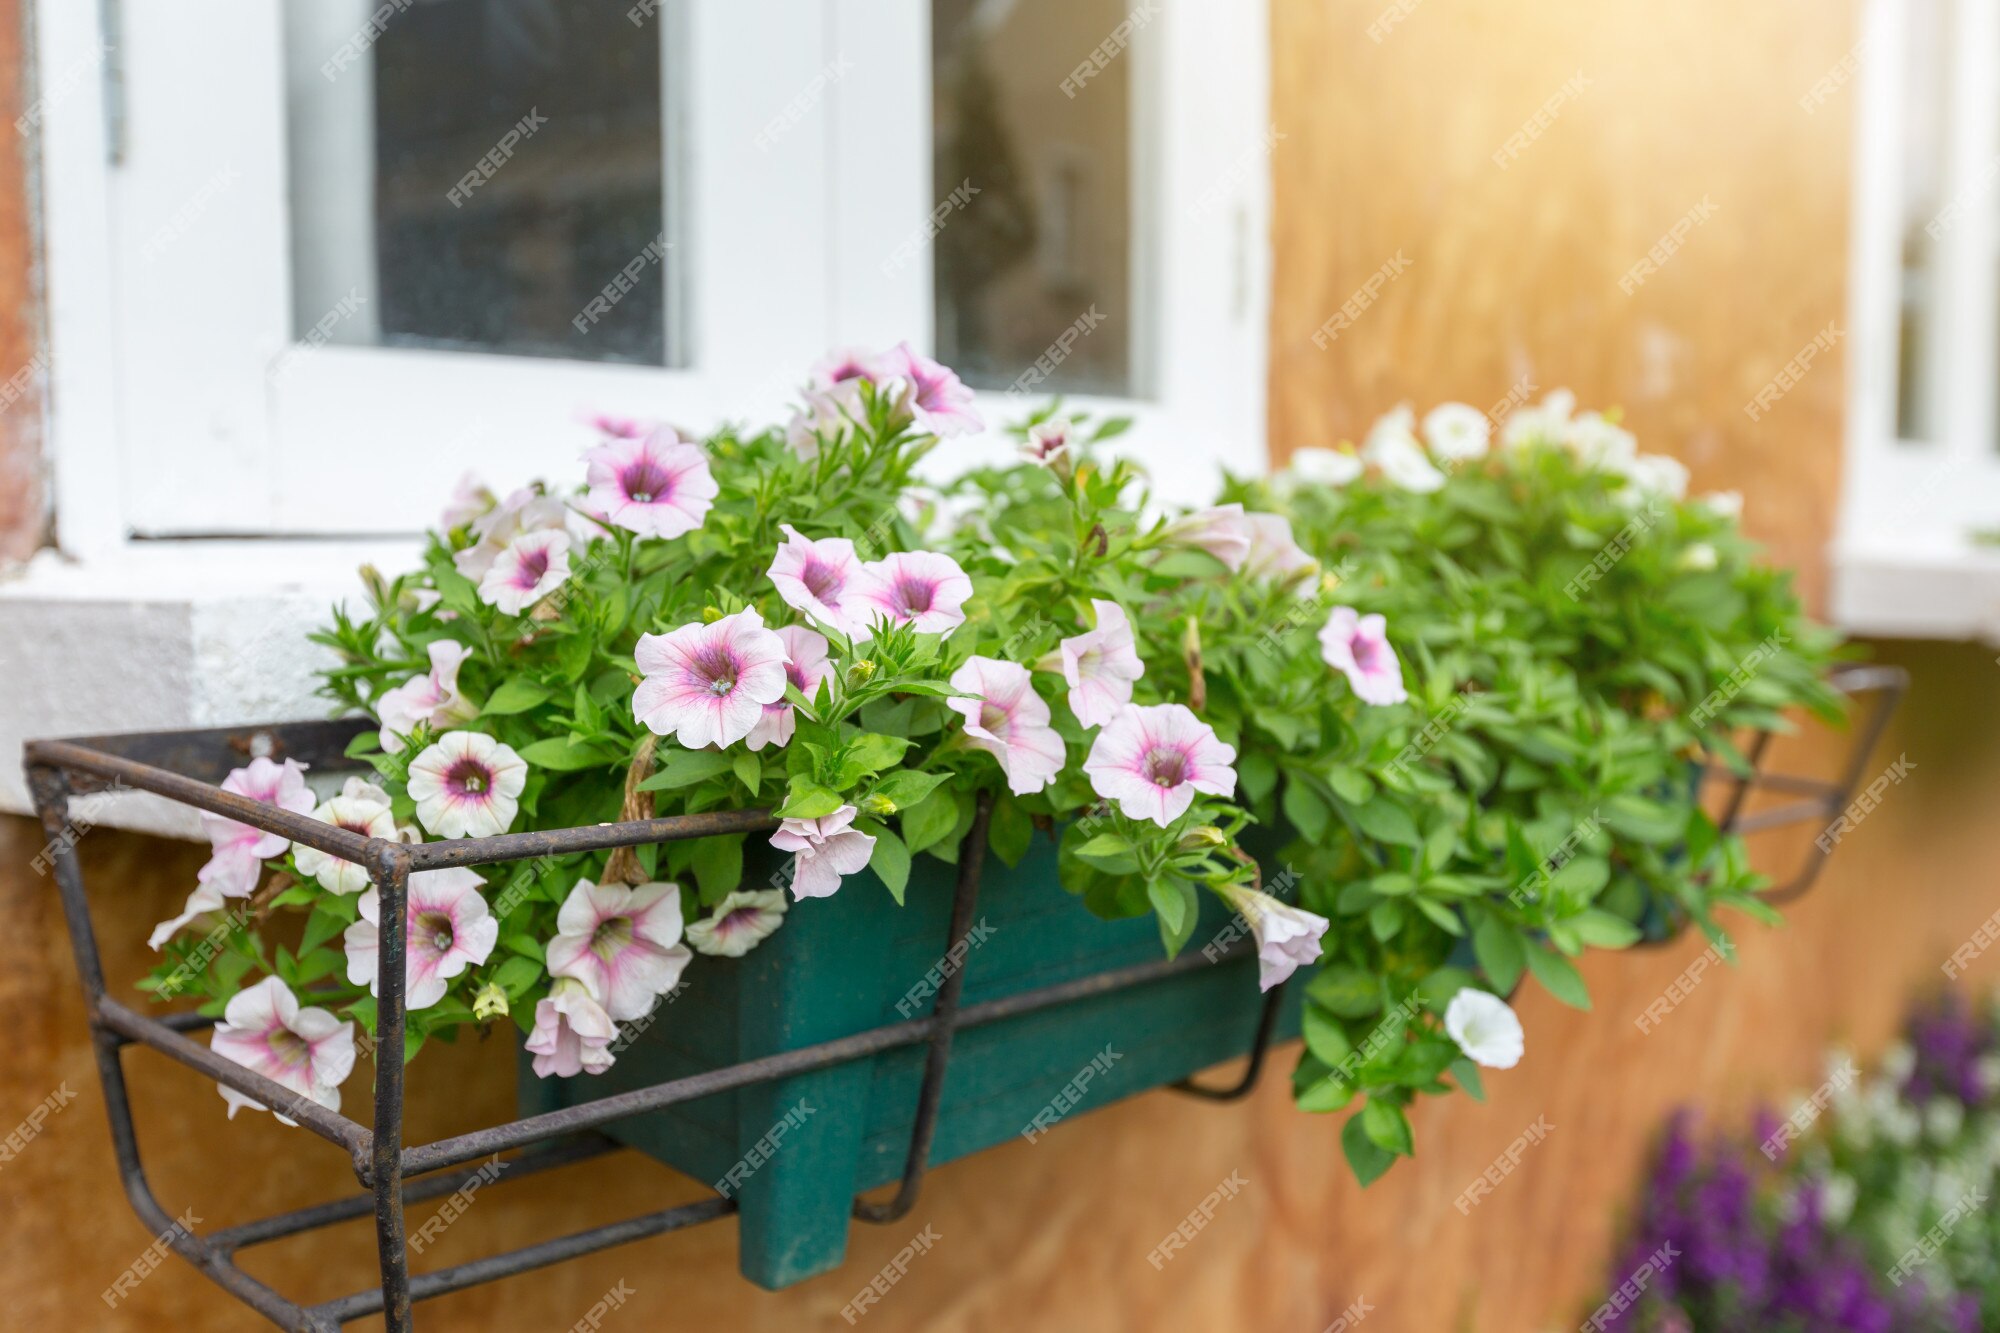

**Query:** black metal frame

left=21, top=662, right=1904, bottom=1330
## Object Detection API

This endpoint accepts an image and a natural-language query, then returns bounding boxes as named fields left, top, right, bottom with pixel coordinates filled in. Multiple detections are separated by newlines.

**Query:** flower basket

left=518, top=810, right=1301, bottom=1288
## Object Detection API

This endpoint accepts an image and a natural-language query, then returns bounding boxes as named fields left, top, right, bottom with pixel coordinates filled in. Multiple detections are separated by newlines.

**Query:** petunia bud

left=472, top=982, right=510, bottom=1022
left=861, top=793, right=897, bottom=816
left=701, top=605, right=724, bottom=624
left=1177, top=825, right=1228, bottom=853
left=849, top=659, right=877, bottom=683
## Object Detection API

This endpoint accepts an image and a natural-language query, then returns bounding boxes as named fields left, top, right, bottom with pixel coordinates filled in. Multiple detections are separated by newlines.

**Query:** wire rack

left=21, top=662, right=1904, bottom=1330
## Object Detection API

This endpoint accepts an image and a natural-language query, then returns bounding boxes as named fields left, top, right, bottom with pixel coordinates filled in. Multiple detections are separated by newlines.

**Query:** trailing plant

left=138, top=358, right=1843, bottom=1188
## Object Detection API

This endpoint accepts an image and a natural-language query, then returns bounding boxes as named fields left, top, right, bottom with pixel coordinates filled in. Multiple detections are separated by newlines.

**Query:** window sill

left=0, top=540, right=413, bottom=834
left=1830, top=538, right=2000, bottom=642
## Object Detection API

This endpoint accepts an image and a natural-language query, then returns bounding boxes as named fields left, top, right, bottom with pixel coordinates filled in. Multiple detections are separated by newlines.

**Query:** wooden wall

left=1268, top=0, right=1855, bottom=605
left=8, top=1, right=2000, bottom=1331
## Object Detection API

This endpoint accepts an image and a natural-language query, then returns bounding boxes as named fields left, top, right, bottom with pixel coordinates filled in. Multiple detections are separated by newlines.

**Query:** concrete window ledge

left=0, top=540, right=414, bottom=837
left=1831, top=541, right=2000, bottom=644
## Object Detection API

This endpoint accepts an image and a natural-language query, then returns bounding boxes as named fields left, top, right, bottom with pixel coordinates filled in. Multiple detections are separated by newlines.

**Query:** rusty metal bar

left=24, top=738, right=377, bottom=863
left=208, top=1134, right=624, bottom=1255
left=96, top=997, right=373, bottom=1164
left=308, top=1197, right=736, bottom=1325
left=401, top=941, right=1245, bottom=1179
left=404, top=807, right=782, bottom=871
left=853, top=791, right=993, bottom=1225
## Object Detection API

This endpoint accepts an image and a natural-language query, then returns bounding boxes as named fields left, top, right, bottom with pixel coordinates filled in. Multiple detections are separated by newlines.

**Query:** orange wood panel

left=1268, top=0, right=1857, bottom=606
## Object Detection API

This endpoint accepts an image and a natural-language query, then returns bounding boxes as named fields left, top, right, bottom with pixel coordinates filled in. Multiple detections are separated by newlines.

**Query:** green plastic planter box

left=518, top=831, right=1302, bottom=1289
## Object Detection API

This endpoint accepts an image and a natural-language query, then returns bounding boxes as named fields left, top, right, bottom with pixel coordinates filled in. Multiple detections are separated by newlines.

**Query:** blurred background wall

left=5, top=2, right=1999, bottom=1331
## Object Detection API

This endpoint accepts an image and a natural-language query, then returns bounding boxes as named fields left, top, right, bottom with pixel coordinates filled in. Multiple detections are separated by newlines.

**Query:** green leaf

left=1471, top=916, right=1527, bottom=993
left=689, top=834, right=744, bottom=903
left=870, top=769, right=948, bottom=812
left=867, top=824, right=911, bottom=904
left=637, top=749, right=735, bottom=792
left=1341, top=1110, right=1397, bottom=1186
left=300, top=903, right=348, bottom=955
left=1297, top=1074, right=1357, bottom=1113
left=901, top=786, right=960, bottom=857
left=1306, top=963, right=1382, bottom=1018
left=1350, top=794, right=1423, bottom=847
left=516, top=736, right=615, bottom=772
left=1570, top=909, right=1643, bottom=950
left=1449, top=1056, right=1486, bottom=1102
left=1368, top=898, right=1404, bottom=942
left=1281, top=781, right=1331, bottom=842
left=1412, top=896, right=1465, bottom=936
left=502, top=933, right=545, bottom=963
left=1302, top=1001, right=1354, bottom=1069
left=1524, top=946, right=1592, bottom=1010
left=775, top=780, right=845, bottom=820
left=732, top=751, right=763, bottom=797
left=1148, top=876, right=1199, bottom=957
left=1601, top=794, right=1683, bottom=845
left=1361, top=1097, right=1414, bottom=1156
left=833, top=732, right=913, bottom=787
left=489, top=955, right=543, bottom=998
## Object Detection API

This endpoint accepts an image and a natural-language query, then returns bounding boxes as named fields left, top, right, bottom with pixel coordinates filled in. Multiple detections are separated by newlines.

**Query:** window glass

left=285, top=0, right=678, bottom=365
left=931, top=0, right=1136, bottom=396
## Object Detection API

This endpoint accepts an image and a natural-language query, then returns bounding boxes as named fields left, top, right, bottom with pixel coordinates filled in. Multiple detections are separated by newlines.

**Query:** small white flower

left=1676, top=542, right=1718, bottom=572
left=1820, top=1172, right=1857, bottom=1226
left=1284, top=446, right=1364, bottom=488
left=1925, top=1097, right=1965, bottom=1144
left=1700, top=490, right=1743, bottom=520
left=1422, top=403, right=1491, bottom=461
left=1443, top=988, right=1525, bottom=1070
left=1500, top=389, right=1578, bottom=449
left=1362, top=407, right=1445, bottom=493
left=1619, top=452, right=1689, bottom=501
left=1565, top=412, right=1638, bottom=471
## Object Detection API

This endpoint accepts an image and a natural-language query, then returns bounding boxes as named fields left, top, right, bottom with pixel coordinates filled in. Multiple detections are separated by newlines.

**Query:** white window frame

left=37, top=0, right=1271, bottom=554
left=1837, top=0, right=2000, bottom=637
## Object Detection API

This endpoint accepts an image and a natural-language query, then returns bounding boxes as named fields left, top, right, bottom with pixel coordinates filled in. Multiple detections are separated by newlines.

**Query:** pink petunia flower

left=1163, top=504, right=1255, bottom=572
left=1083, top=703, right=1238, bottom=827
left=295, top=776, right=403, bottom=895
left=685, top=890, right=788, bottom=957
left=440, top=472, right=497, bottom=531
left=811, top=348, right=879, bottom=388
left=209, top=976, right=357, bottom=1123
left=849, top=550, right=973, bottom=640
left=454, top=486, right=569, bottom=581
left=152, top=758, right=315, bottom=948
left=343, top=866, right=498, bottom=1011
left=1021, top=420, right=1074, bottom=477
left=632, top=608, right=791, bottom=749
left=770, top=805, right=877, bottom=900
left=785, top=381, right=868, bottom=460
left=746, top=625, right=833, bottom=752
left=375, top=639, right=476, bottom=753
left=870, top=342, right=983, bottom=437
left=1219, top=884, right=1330, bottom=992
left=406, top=731, right=529, bottom=838
left=546, top=878, right=693, bottom=1022
left=583, top=429, right=719, bottom=540
left=479, top=528, right=572, bottom=615
left=524, top=977, right=618, bottom=1078
left=766, top=525, right=865, bottom=636
left=585, top=413, right=653, bottom=439
left=1055, top=599, right=1146, bottom=728
left=1317, top=607, right=1407, bottom=706
left=948, top=656, right=1066, bottom=795
left=1241, top=512, right=1317, bottom=585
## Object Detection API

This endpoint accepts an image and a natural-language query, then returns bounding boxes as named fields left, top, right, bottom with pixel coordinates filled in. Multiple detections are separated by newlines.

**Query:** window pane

left=1896, top=0, right=1950, bottom=442
left=285, top=0, right=678, bottom=366
left=932, top=0, right=1135, bottom=396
